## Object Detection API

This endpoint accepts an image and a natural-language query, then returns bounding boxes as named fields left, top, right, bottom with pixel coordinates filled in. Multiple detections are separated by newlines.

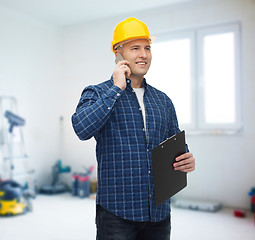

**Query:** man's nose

left=139, top=49, right=147, bottom=58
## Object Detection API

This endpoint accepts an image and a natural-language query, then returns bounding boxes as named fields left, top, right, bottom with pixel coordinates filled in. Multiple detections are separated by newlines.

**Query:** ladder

left=0, top=96, right=35, bottom=192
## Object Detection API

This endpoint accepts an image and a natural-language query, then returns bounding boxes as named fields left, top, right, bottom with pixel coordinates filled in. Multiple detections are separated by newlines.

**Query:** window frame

left=148, top=22, right=242, bottom=134
left=197, top=23, right=242, bottom=132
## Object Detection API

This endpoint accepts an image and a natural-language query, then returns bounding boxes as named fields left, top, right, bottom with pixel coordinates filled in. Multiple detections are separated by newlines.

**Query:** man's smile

left=136, top=61, right=147, bottom=66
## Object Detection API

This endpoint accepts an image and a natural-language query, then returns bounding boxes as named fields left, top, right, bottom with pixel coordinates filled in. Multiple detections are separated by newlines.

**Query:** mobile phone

left=115, top=53, right=125, bottom=64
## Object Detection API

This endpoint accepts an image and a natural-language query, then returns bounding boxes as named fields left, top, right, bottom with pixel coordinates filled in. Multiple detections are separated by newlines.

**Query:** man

left=72, top=17, right=195, bottom=240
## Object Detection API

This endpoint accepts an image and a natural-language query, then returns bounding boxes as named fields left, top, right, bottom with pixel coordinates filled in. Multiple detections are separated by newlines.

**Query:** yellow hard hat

left=111, top=17, right=153, bottom=52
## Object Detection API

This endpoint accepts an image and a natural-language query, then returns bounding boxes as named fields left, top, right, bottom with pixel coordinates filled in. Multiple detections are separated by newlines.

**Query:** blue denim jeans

left=96, top=205, right=171, bottom=240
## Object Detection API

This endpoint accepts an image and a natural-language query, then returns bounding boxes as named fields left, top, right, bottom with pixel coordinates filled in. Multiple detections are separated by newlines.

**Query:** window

left=146, top=23, right=242, bottom=133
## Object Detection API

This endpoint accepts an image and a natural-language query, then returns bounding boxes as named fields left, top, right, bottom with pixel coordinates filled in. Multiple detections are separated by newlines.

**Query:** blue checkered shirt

left=72, top=77, right=182, bottom=222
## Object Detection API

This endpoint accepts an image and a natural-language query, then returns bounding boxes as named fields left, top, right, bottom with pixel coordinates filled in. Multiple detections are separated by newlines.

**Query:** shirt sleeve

left=71, top=84, right=123, bottom=140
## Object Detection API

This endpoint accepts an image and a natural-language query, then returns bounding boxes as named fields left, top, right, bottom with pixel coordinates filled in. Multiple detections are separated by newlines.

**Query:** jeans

left=96, top=205, right=171, bottom=240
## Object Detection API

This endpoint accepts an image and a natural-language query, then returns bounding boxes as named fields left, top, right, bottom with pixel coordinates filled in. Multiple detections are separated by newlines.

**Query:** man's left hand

left=173, top=152, right=195, bottom=173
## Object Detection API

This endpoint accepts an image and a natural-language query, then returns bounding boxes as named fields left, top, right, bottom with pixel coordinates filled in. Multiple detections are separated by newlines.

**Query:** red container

left=233, top=210, right=246, bottom=218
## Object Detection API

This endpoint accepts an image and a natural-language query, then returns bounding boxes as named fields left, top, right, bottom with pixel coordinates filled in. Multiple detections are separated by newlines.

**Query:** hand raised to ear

left=113, top=60, right=131, bottom=91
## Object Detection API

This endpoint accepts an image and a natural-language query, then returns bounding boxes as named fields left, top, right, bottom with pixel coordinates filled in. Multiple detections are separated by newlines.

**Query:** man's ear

left=114, top=50, right=120, bottom=57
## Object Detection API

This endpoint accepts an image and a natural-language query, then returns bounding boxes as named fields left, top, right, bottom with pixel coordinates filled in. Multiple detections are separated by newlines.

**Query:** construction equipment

left=5, top=110, right=25, bottom=133
left=0, top=96, right=36, bottom=195
left=0, top=180, right=34, bottom=216
left=40, top=160, right=71, bottom=194
left=72, top=165, right=94, bottom=198
left=4, top=110, right=25, bottom=180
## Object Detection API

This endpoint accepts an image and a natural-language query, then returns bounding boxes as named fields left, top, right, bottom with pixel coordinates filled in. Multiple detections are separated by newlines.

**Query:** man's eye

left=132, top=47, right=138, bottom=50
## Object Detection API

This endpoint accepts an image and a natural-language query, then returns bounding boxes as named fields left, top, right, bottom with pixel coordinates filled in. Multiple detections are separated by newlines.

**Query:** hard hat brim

left=112, top=35, right=156, bottom=52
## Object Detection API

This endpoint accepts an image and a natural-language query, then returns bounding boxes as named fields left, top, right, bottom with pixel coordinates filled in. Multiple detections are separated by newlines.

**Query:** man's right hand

left=113, top=60, right=131, bottom=91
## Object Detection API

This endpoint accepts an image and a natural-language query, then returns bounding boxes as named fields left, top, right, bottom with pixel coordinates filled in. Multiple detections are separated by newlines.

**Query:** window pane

left=203, top=33, right=236, bottom=124
left=146, top=39, right=192, bottom=125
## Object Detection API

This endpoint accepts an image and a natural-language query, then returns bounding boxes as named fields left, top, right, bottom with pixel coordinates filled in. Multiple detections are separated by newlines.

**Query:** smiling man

left=72, top=17, right=195, bottom=240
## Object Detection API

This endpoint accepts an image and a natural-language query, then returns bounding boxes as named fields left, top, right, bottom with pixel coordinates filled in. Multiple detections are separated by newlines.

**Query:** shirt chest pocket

left=105, top=102, right=143, bottom=133
left=146, top=103, right=169, bottom=136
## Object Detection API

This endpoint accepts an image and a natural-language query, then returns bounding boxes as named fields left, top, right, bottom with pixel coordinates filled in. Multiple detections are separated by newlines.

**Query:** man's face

left=120, top=39, right=152, bottom=79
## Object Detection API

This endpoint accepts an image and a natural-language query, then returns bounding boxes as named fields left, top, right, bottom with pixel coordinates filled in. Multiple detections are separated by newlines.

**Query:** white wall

left=63, top=0, right=255, bottom=209
left=0, top=6, right=63, bottom=187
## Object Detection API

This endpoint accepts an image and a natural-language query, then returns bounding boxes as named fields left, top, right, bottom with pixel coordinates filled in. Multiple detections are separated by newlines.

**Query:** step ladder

left=0, top=96, right=36, bottom=193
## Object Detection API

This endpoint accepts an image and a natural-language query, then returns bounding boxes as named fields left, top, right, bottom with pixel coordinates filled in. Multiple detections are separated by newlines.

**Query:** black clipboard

left=152, top=130, right=187, bottom=207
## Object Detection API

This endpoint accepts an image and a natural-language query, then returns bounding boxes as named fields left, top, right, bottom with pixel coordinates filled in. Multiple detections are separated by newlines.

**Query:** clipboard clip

left=159, top=134, right=178, bottom=148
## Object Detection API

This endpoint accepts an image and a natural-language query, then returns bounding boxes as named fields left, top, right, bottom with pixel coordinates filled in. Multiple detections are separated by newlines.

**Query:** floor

left=0, top=193, right=254, bottom=240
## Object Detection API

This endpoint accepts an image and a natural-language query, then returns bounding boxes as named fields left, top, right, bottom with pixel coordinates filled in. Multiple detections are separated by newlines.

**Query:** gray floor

left=0, top=193, right=254, bottom=240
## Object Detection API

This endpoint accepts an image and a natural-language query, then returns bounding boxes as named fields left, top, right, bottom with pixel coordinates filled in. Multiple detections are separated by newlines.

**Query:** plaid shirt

left=72, top=77, right=181, bottom=222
